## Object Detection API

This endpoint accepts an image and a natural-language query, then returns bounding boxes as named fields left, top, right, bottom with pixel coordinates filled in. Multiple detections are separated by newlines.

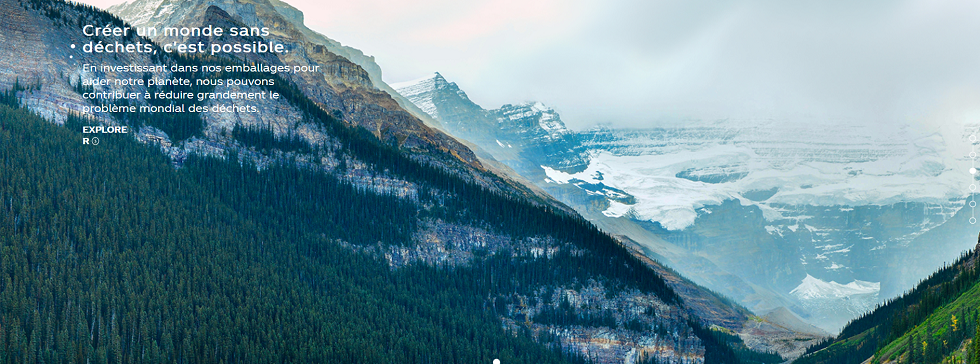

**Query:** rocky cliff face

left=0, top=0, right=423, bottom=200
left=0, top=0, right=155, bottom=123
left=108, top=0, right=483, bottom=173
left=490, top=101, right=588, bottom=171
left=263, top=0, right=446, bottom=132
left=493, top=101, right=571, bottom=142
left=391, top=72, right=497, bottom=142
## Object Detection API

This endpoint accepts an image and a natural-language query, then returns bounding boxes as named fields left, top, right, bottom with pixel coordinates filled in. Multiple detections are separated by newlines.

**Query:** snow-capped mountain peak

left=392, top=72, right=478, bottom=121
left=392, top=73, right=580, bottom=161
left=790, top=274, right=880, bottom=300
left=111, top=0, right=173, bottom=27
left=390, top=72, right=443, bottom=90
left=494, top=101, right=571, bottom=140
left=530, top=101, right=569, bottom=135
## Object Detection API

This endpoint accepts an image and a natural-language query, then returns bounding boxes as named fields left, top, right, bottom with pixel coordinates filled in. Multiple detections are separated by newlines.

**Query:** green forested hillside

left=794, top=241, right=980, bottom=364
left=873, top=281, right=980, bottom=363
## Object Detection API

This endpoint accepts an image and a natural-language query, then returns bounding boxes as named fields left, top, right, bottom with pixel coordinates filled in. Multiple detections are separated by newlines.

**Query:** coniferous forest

left=1, top=70, right=781, bottom=362
left=0, top=99, right=594, bottom=363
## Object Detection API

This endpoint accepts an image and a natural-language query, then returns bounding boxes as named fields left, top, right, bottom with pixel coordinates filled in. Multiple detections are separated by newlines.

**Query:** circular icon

left=971, top=217, right=977, bottom=224
left=91, top=137, right=100, bottom=146
left=972, top=152, right=977, bottom=159
left=493, top=360, right=500, bottom=364
left=971, top=135, right=977, bottom=142
left=971, top=184, right=976, bottom=191
left=972, top=168, right=977, bottom=175
left=971, top=201, right=977, bottom=207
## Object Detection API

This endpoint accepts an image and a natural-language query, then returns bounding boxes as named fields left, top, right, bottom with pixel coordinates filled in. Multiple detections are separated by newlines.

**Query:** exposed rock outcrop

left=109, top=0, right=477, bottom=169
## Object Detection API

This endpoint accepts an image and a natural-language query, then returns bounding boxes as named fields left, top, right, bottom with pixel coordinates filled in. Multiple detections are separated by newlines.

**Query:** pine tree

left=913, top=332, right=924, bottom=364
left=970, top=323, right=980, bottom=364
left=908, top=333, right=919, bottom=364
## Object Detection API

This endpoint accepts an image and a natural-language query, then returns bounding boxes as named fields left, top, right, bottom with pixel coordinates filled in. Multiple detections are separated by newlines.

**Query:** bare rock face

left=261, top=0, right=446, bottom=133
left=108, top=0, right=557, bottom=199
left=187, top=5, right=283, bottom=66
left=0, top=0, right=546, bottom=203
left=0, top=0, right=491, bottom=199
left=108, top=0, right=481, bottom=170
left=392, top=72, right=499, bottom=141
left=0, top=0, right=159, bottom=123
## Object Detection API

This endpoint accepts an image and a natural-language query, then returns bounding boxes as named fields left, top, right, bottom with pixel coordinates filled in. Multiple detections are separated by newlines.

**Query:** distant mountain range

left=393, top=72, right=980, bottom=334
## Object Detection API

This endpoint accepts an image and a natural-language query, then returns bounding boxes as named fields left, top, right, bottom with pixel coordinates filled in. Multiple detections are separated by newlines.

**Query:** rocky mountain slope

left=111, top=0, right=445, bottom=133
left=106, top=0, right=515, bottom=190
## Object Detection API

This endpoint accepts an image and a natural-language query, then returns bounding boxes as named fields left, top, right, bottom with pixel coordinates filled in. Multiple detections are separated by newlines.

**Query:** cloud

left=515, top=0, right=980, bottom=128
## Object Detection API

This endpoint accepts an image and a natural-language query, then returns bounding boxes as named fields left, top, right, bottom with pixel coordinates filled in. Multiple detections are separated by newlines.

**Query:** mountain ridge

left=109, top=0, right=486, bottom=173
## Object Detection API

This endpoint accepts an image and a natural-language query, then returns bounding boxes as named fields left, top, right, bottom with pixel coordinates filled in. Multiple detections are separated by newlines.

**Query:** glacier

left=550, top=123, right=973, bottom=231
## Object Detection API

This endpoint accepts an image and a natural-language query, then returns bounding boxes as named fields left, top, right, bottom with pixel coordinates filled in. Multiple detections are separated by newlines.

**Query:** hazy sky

left=79, top=0, right=980, bottom=129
